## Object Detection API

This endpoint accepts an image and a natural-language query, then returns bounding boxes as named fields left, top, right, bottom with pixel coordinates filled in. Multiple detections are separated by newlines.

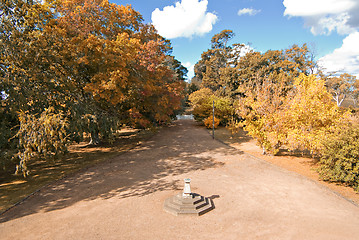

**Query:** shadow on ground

left=0, top=120, right=246, bottom=223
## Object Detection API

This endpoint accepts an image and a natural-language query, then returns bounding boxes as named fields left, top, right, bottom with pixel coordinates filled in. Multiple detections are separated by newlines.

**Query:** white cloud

left=183, top=62, right=195, bottom=80
left=232, top=44, right=254, bottom=57
left=283, top=0, right=359, bottom=35
left=318, top=32, right=359, bottom=77
left=283, top=0, right=355, bottom=16
left=151, top=0, right=218, bottom=39
left=237, top=8, right=261, bottom=16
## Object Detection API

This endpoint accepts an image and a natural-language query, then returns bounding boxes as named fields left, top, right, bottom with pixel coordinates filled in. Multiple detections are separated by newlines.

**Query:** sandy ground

left=1, top=120, right=359, bottom=240
left=213, top=127, right=359, bottom=206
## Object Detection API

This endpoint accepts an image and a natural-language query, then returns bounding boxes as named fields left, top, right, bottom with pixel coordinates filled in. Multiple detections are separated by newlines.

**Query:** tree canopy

left=0, top=0, right=187, bottom=175
left=188, top=29, right=359, bottom=191
left=189, top=29, right=356, bottom=156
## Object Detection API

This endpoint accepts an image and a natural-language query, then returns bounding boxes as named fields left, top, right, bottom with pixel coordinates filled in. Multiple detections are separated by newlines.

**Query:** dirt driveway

left=1, top=120, right=359, bottom=240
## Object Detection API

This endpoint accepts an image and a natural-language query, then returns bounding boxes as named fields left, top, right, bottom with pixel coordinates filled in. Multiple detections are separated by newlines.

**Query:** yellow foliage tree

left=237, top=74, right=350, bottom=155
left=285, top=74, right=350, bottom=154
left=237, top=73, right=290, bottom=154
left=189, top=88, right=233, bottom=125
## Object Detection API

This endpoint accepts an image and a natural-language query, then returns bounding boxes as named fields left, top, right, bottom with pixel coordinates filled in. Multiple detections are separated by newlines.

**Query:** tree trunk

left=89, top=131, right=100, bottom=145
left=262, top=146, right=267, bottom=155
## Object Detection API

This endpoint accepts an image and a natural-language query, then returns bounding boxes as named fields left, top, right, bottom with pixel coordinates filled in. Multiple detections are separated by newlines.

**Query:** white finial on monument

left=183, top=178, right=191, bottom=198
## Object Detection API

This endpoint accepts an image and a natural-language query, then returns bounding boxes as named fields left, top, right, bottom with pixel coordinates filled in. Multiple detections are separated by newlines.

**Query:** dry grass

left=0, top=128, right=156, bottom=213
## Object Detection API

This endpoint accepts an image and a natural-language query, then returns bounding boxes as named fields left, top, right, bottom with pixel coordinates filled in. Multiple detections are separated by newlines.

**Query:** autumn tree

left=194, top=30, right=315, bottom=101
left=191, top=31, right=317, bottom=132
left=237, top=74, right=349, bottom=155
left=284, top=74, right=350, bottom=154
left=189, top=88, right=232, bottom=125
left=40, top=0, right=183, bottom=133
left=0, top=0, right=186, bottom=176
left=236, top=73, right=291, bottom=154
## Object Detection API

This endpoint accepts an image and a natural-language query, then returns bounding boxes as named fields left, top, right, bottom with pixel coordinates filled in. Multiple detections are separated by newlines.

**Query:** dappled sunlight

left=0, top=127, right=155, bottom=214
left=0, top=180, right=27, bottom=188
left=0, top=120, right=240, bottom=223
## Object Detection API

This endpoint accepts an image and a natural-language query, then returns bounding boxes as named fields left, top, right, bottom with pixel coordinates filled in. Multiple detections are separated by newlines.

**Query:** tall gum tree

left=324, top=73, right=358, bottom=107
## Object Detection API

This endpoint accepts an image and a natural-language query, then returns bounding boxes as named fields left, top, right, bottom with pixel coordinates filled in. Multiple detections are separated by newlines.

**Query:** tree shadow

left=0, top=127, right=154, bottom=213
left=0, top=120, right=241, bottom=223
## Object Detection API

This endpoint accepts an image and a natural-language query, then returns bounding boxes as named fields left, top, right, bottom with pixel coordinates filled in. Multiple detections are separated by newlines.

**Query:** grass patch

left=0, top=128, right=156, bottom=213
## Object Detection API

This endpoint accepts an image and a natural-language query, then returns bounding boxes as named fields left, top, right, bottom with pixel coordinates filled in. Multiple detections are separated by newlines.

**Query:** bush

left=204, top=115, right=220, bottom=129
left=319, top=125, right=359, bottom=191
left=189, top=88, right=233, bottom=125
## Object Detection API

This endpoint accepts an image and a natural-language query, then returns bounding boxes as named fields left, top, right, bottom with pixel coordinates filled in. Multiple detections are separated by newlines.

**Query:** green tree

left=195, top=30, right=236, bottom=93
left=164, top=56, right=188, bottom=81
left=211, top=29, right=235, bottom=49
left=237, top=44, right=315, bottom=97
left=324, top=73, right=357, bottom=107
left=15, top=108, right=68, bottom=176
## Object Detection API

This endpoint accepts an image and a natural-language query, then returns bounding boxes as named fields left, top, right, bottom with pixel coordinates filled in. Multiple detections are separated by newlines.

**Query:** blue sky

left=112, top=0, right=359, bottom=80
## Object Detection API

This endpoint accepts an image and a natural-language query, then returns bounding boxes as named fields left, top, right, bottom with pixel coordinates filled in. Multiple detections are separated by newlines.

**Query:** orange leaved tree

left=0, top=0, right=186, bottom=175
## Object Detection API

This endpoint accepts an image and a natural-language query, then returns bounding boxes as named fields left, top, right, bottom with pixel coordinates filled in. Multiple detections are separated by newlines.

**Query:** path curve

left=1, top=120, right=359, bottom=240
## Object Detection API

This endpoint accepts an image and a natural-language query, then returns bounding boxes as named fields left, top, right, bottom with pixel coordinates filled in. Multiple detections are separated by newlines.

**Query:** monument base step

left=163, top=193, right=214, bottom=216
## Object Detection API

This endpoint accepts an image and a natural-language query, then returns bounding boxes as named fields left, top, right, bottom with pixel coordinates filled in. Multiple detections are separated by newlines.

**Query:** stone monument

left=163, top=179, right=214, bottom=216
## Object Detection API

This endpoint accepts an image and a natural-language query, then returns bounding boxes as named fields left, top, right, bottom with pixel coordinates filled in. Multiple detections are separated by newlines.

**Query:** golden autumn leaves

left=189, top=29, right=359, bottom=189
left=190, top=30, right=354, bottom=156
left=238, top=74, right=349, bottom=155
left=1, top=0, right=186, bottom=175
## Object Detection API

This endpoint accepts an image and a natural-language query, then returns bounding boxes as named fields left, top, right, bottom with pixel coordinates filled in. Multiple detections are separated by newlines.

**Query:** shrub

left=318, top=125, right=359, bottom=191
left=204, top=115, right=220, bottom=129
left=189, top=88, right=233, bottom=125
